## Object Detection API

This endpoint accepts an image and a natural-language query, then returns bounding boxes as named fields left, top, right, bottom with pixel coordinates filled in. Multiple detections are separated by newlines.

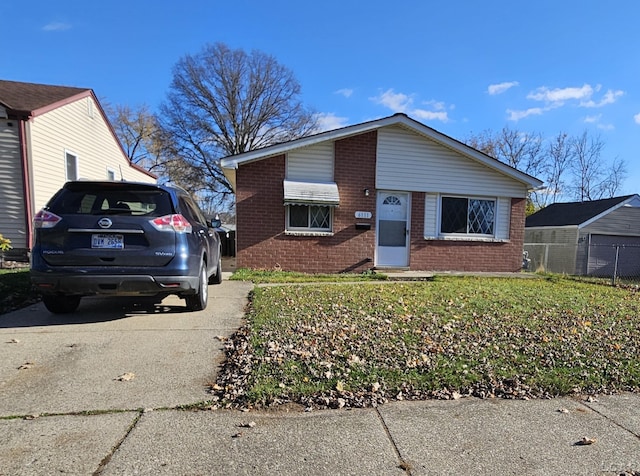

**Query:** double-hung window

left=441, top=196, right=495, bottom=236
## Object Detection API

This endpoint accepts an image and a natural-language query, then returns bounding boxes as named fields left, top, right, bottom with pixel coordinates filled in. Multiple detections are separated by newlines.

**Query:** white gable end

left=376, top=125, right=528, bottom=198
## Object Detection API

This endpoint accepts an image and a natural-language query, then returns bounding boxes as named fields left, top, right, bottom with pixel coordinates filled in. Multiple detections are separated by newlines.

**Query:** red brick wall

left=408, top=196, right=526, bottom=272
left=235, top=132, right=378, bottom=273
left=235, top=131, right=527, bottom=274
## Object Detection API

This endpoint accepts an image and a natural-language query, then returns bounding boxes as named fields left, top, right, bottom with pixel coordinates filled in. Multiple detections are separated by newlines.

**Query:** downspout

left=19, top=119, right=34, bottom=251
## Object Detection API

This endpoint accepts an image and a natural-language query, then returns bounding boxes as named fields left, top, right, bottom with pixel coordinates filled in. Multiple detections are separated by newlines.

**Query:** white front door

left=376, top=191, right=410, bottom=267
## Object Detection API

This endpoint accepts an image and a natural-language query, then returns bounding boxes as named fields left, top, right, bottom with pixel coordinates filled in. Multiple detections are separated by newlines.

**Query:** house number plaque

left=355, top=211, right=372, bottom=219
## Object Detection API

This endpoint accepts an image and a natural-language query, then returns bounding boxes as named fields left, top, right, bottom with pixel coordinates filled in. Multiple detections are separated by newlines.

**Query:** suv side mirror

left=210, top=218, right=221, bottom=228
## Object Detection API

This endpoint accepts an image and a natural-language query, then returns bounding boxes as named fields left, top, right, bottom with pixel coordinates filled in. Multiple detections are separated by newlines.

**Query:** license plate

left=91, top=234, right=124, bottom=249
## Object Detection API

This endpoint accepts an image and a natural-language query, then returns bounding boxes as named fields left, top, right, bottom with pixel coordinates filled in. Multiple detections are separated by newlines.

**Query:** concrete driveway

left=0, top=278, right=252, bottom=416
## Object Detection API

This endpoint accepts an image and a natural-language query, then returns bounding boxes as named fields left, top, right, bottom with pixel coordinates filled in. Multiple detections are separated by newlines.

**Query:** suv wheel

left=209, top=254, right=223, bottom=285
left=43, top=295, right=81, bottom=314
left=185, top=260, right=208, bottom=311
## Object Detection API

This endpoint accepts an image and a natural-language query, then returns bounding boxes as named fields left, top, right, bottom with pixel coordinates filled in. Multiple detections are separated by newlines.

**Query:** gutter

left=19, top=119, right=34, bottom=250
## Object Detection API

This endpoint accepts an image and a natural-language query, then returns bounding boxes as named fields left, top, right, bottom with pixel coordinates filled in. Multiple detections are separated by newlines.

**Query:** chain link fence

left=524, top=242, right=640, bottom=285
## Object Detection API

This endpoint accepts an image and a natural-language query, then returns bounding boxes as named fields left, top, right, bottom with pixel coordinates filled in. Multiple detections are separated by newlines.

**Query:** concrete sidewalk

left=2, top=394, right=639, bottom=475
left=1, top=277, right=639, bottom=475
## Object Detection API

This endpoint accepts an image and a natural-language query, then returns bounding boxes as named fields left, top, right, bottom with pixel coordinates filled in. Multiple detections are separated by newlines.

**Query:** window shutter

left=424, top=193, right=438, bottom=238
left=496, top=197, right=511, bottom=240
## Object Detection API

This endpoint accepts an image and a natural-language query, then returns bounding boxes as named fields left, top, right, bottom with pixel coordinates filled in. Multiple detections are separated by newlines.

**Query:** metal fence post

left=612, top=245, right=620, bottom=286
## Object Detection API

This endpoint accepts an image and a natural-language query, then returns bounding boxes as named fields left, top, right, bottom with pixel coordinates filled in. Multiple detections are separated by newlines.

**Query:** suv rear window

left=47, top=184, right=173, bottom=217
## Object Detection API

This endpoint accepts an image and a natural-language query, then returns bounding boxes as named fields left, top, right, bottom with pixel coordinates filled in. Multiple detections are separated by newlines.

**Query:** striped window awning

left=283, top=180, right=340, bottom=206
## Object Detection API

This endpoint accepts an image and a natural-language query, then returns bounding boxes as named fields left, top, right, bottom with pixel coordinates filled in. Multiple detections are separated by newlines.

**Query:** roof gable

left=525, top=195, right=639, bottom=227
left=220, top=113, right=543, bottom=191
left=0, top=79, right=90, bottom=117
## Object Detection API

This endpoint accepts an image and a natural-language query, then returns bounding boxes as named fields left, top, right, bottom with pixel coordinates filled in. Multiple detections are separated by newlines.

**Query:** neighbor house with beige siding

left=0, top=79, right=155, bottom=259
left=220, top=113, right=543, bottom=274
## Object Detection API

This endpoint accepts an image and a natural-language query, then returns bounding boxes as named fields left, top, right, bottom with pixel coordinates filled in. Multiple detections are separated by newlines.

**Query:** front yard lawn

left=211, top=275, right=640, bottom=409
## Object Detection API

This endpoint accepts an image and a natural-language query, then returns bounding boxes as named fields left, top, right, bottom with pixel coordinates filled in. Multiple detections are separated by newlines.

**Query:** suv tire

left=43, top=295, right=82, bottom=314
left=185, top=260, right=208, bottom=311
left=209, top=254, right=223, bottom=285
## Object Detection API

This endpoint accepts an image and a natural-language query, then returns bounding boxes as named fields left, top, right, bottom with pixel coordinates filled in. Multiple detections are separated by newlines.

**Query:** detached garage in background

left=524, top=194, right=640, bottom=277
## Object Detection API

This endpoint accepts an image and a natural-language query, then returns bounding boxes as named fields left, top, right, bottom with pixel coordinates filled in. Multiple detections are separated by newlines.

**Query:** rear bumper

left=31, top=272, right=199, bottom=296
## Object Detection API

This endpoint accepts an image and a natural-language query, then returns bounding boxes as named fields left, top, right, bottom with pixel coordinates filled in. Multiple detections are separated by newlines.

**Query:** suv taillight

left=34, top=210, right=62, bottom=229
left=150, top=214, right=193, bottom=233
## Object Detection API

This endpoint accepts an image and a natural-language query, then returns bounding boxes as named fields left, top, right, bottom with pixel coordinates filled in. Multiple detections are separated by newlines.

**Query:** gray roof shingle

left=525, top=195, right=635, bottom=227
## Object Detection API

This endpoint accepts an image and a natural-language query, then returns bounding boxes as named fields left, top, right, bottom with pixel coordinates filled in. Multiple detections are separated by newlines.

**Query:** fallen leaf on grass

left=115, top=372, right=135, bottom=381
left=574, top=437, right=596, bottom=446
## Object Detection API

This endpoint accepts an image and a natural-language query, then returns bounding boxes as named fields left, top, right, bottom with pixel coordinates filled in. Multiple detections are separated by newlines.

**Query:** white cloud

left=507, top=107, right=544, bottom=121
left=580, top=89, right=624, bottom=107
left=597, top=123, right=614, bottom=131
left=370, top=89, right=450, bottom=122
left=314, top=112, right=349, bottom=132
left=371, top=89, right=412, bottom=112
left=634, top=113, right=640, bottom=124
left=42, top=21, right=71, bottom=31
left=526, top=84, right=623, bottom=109
left=527, top=84, right=594, bottom=103
left=412, top=109, right=449, bottom=121
left=488, top=81, right=519, bottom=95
left=422, top=99, right=446, bottom=111
left=335, top=88, right=353, bottom=98
left=508, top=83, right=625, bottom=122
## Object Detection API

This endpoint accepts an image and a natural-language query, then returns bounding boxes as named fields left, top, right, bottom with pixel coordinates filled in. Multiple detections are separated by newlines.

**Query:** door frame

left=375, top=191, right=411, bottom=268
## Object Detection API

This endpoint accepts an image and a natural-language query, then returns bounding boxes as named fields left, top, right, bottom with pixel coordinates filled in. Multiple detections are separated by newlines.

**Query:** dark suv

left=31, top=181, right=222, bottom=314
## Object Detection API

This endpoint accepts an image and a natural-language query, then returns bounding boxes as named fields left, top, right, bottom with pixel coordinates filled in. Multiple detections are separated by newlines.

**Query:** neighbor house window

left=65, top=151, right=78, bottom=181
left=107, top=168, right=116, bottom=181
left=287, top=205, right=332, bottom=232
left=441, top=197, right=495, bottom=236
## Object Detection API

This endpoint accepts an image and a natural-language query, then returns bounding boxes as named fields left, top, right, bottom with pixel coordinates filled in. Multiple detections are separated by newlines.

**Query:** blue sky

left=3, top=1, right=639, bottom=197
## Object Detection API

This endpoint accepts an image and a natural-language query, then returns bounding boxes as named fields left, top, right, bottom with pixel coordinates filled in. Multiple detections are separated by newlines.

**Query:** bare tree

left=570, top=131, right=606, bottom=201
left=109, top=104, right=167, bottom=173
left=595, top=156, right=627, bottom=199
left=160, top=42, right=318, bottom=208
left=108, top=104, right=201, bottom=190
left=541, top=132, right=573, bottom=206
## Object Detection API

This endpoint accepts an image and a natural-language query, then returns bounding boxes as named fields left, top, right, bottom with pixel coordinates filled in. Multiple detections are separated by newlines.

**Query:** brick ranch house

left=220, top=113, right=543, bottom=274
